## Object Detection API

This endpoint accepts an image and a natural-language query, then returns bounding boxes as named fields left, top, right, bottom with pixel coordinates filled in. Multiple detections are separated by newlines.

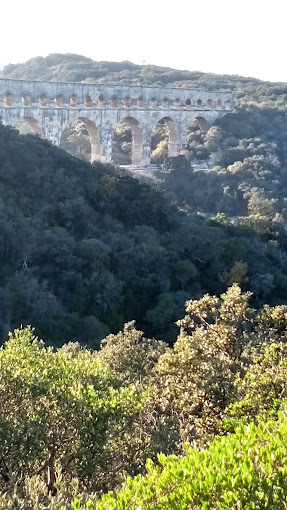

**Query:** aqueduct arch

left=0, top=78, right=233, bottom=167
left=157, top=117, right=179, bottom=157
left=79, top=118, right=102, bottom=162
left=112, top=117, right=143, bottom=166
left=121, top=117, right=143, bottom=165
left=60, top=117, right=102, bottom=162
left=194, top=116, right=210, bottom=132
left=14, top=117, right=44, bottom=137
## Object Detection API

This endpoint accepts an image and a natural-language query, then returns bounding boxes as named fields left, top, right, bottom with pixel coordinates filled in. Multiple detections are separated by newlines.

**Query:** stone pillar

left=164, top=118, right=181, bottom=158
left=44, top=119, right=64, bottom=146
left=168, top=141, right=181, bottom=157
left=91, top=152, right=103, bottom=163
left=132, top=131, right=143, bottom=166
left=141, top=130, right=152, bottom=167
left=99, top=124, right=113, bottom=162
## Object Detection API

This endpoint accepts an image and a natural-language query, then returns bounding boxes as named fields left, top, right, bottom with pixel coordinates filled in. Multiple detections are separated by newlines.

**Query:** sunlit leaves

left=0, top=327, right=143, bottom=491
left=96, top=414, right=287, bottom=509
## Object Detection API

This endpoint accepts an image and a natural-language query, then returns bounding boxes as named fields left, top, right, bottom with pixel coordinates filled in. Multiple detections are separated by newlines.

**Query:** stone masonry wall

left=0, top=79, right=233, bottom=166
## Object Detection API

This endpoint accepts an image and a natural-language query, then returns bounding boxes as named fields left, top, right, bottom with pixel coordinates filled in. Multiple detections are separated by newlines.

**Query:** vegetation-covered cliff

left=1, top=121, right=287, bottom=347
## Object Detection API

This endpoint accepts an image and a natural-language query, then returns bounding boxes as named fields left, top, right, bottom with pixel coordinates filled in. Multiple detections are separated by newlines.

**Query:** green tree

left=0, top=327, right=142, bottom=492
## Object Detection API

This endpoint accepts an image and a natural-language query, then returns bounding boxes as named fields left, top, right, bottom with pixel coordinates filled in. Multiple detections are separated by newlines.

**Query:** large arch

left=161, top=117, right=179, bottom=156
left=194, top=116, right=210, bottom=132
left=186, top=116, right=210, bottom=145
left=122, top=117, right=143, bottom=165
left=185, top=115, right=211, bottom=158
left=60, top=117, right=102, bottom=163
left=151, top=117, right=179, bottom=162
left=14, top=117, right=44, bottom=137
left=112, top=117, right=143, bottom=166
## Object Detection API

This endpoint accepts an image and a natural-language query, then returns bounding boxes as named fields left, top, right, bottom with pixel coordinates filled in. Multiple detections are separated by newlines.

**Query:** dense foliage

left=3, top=54, right=287, bottom=507
left=2, top=286, right=287, bottom=507
left=97, top=415, right=287, bottom=510
left=0, top=120, right=287, bottom=346
left=0, top=327, right=142, bottom=493
left=0, top=123, right=179, bottom=345
left=0, top=52, right=275, bottom=93
left=2, top=121, right=287, bottom=347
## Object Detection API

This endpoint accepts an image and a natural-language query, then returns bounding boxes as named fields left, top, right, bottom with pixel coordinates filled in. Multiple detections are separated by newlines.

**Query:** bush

left=96, top=413, right=287, bottom=509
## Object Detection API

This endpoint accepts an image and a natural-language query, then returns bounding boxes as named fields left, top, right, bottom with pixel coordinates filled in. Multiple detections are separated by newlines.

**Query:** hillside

left=2, top=52, right=286, bottom=109
left=1, top=121, right=287, bottom=347
left=0, top=53, right=256, bottom=89
left=0, top=123, right=181, bottom=346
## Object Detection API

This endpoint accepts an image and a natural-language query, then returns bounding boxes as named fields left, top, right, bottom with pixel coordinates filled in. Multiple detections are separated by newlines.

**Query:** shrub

left=96, top=413, right=287, bottom=509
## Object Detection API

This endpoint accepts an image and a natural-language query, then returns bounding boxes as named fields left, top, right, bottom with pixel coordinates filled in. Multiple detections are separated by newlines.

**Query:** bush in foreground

left=0, top=327, right=143, bottom=494
left=96, top=412, right=287, bottom=509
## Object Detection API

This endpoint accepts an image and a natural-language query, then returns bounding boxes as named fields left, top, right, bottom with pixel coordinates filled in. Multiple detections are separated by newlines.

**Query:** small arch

left=14, top=117, right=44, bottom=137
left=225, top=100, right=232, bottom=110
left=111, top=96, right=118, bottom=108
left=150, top=97, right=157, bottom=108
left=124, top=96, right=131, bottom=108
left=4, top=93, right=14, bottom=107
left=162, top=98, right=169, bottom=108
left=84, top=95, right=92, bottom=108
left=39, top=94, right=48, bottom=107
left=98, top=94, right=105, bottom=107
left=55, top=95, right=63, bottom=107
left=137, top=97, right=144, bottom=108
left=216, top=99, right=222, bottom=109
left=185, top=99, right=191, bottom=107
left=197, top=99, right=202, bottom=107
left=70, top=94, right=78, bottom=107
left=174, top=99, right=181, bottom=108
left=60, top=117, right=102, bottom=163
left=207, top=99, right=213, bottom=108
left=22, top=94, right=32, bottom=107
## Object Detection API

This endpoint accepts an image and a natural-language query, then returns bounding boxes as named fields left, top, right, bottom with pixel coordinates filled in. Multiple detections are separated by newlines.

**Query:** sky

left=1, top=0, right=286, bottom=83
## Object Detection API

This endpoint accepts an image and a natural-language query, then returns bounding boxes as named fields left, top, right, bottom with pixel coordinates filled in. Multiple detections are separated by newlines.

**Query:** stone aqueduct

left=0, top=79, right=233, bottom=166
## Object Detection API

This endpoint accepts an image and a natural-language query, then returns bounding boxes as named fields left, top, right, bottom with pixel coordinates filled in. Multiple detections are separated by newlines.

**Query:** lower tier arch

left=59, top=117, right=102, bottom=163
left=14, top=117, right=44, bottom=137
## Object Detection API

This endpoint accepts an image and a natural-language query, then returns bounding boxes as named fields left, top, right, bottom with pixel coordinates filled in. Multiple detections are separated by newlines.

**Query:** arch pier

left=0, top=79, right=233, bottom=166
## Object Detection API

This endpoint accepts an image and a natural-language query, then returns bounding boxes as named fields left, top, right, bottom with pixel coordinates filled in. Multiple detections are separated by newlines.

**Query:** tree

left=149, top=285, right=255, bottom=443
left=98, top=321, right=167, bottom=384
left=226, top=342, right=287, bottom=430
left=0, top=327, right=142, bottom=492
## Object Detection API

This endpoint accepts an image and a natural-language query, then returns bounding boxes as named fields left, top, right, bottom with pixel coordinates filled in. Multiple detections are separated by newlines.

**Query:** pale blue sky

left=1, top=0, right=286, bottom=82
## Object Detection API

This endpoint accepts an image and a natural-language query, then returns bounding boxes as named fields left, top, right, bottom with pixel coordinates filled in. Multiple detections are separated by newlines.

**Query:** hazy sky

left=1, top=0, right=286, bottom=82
